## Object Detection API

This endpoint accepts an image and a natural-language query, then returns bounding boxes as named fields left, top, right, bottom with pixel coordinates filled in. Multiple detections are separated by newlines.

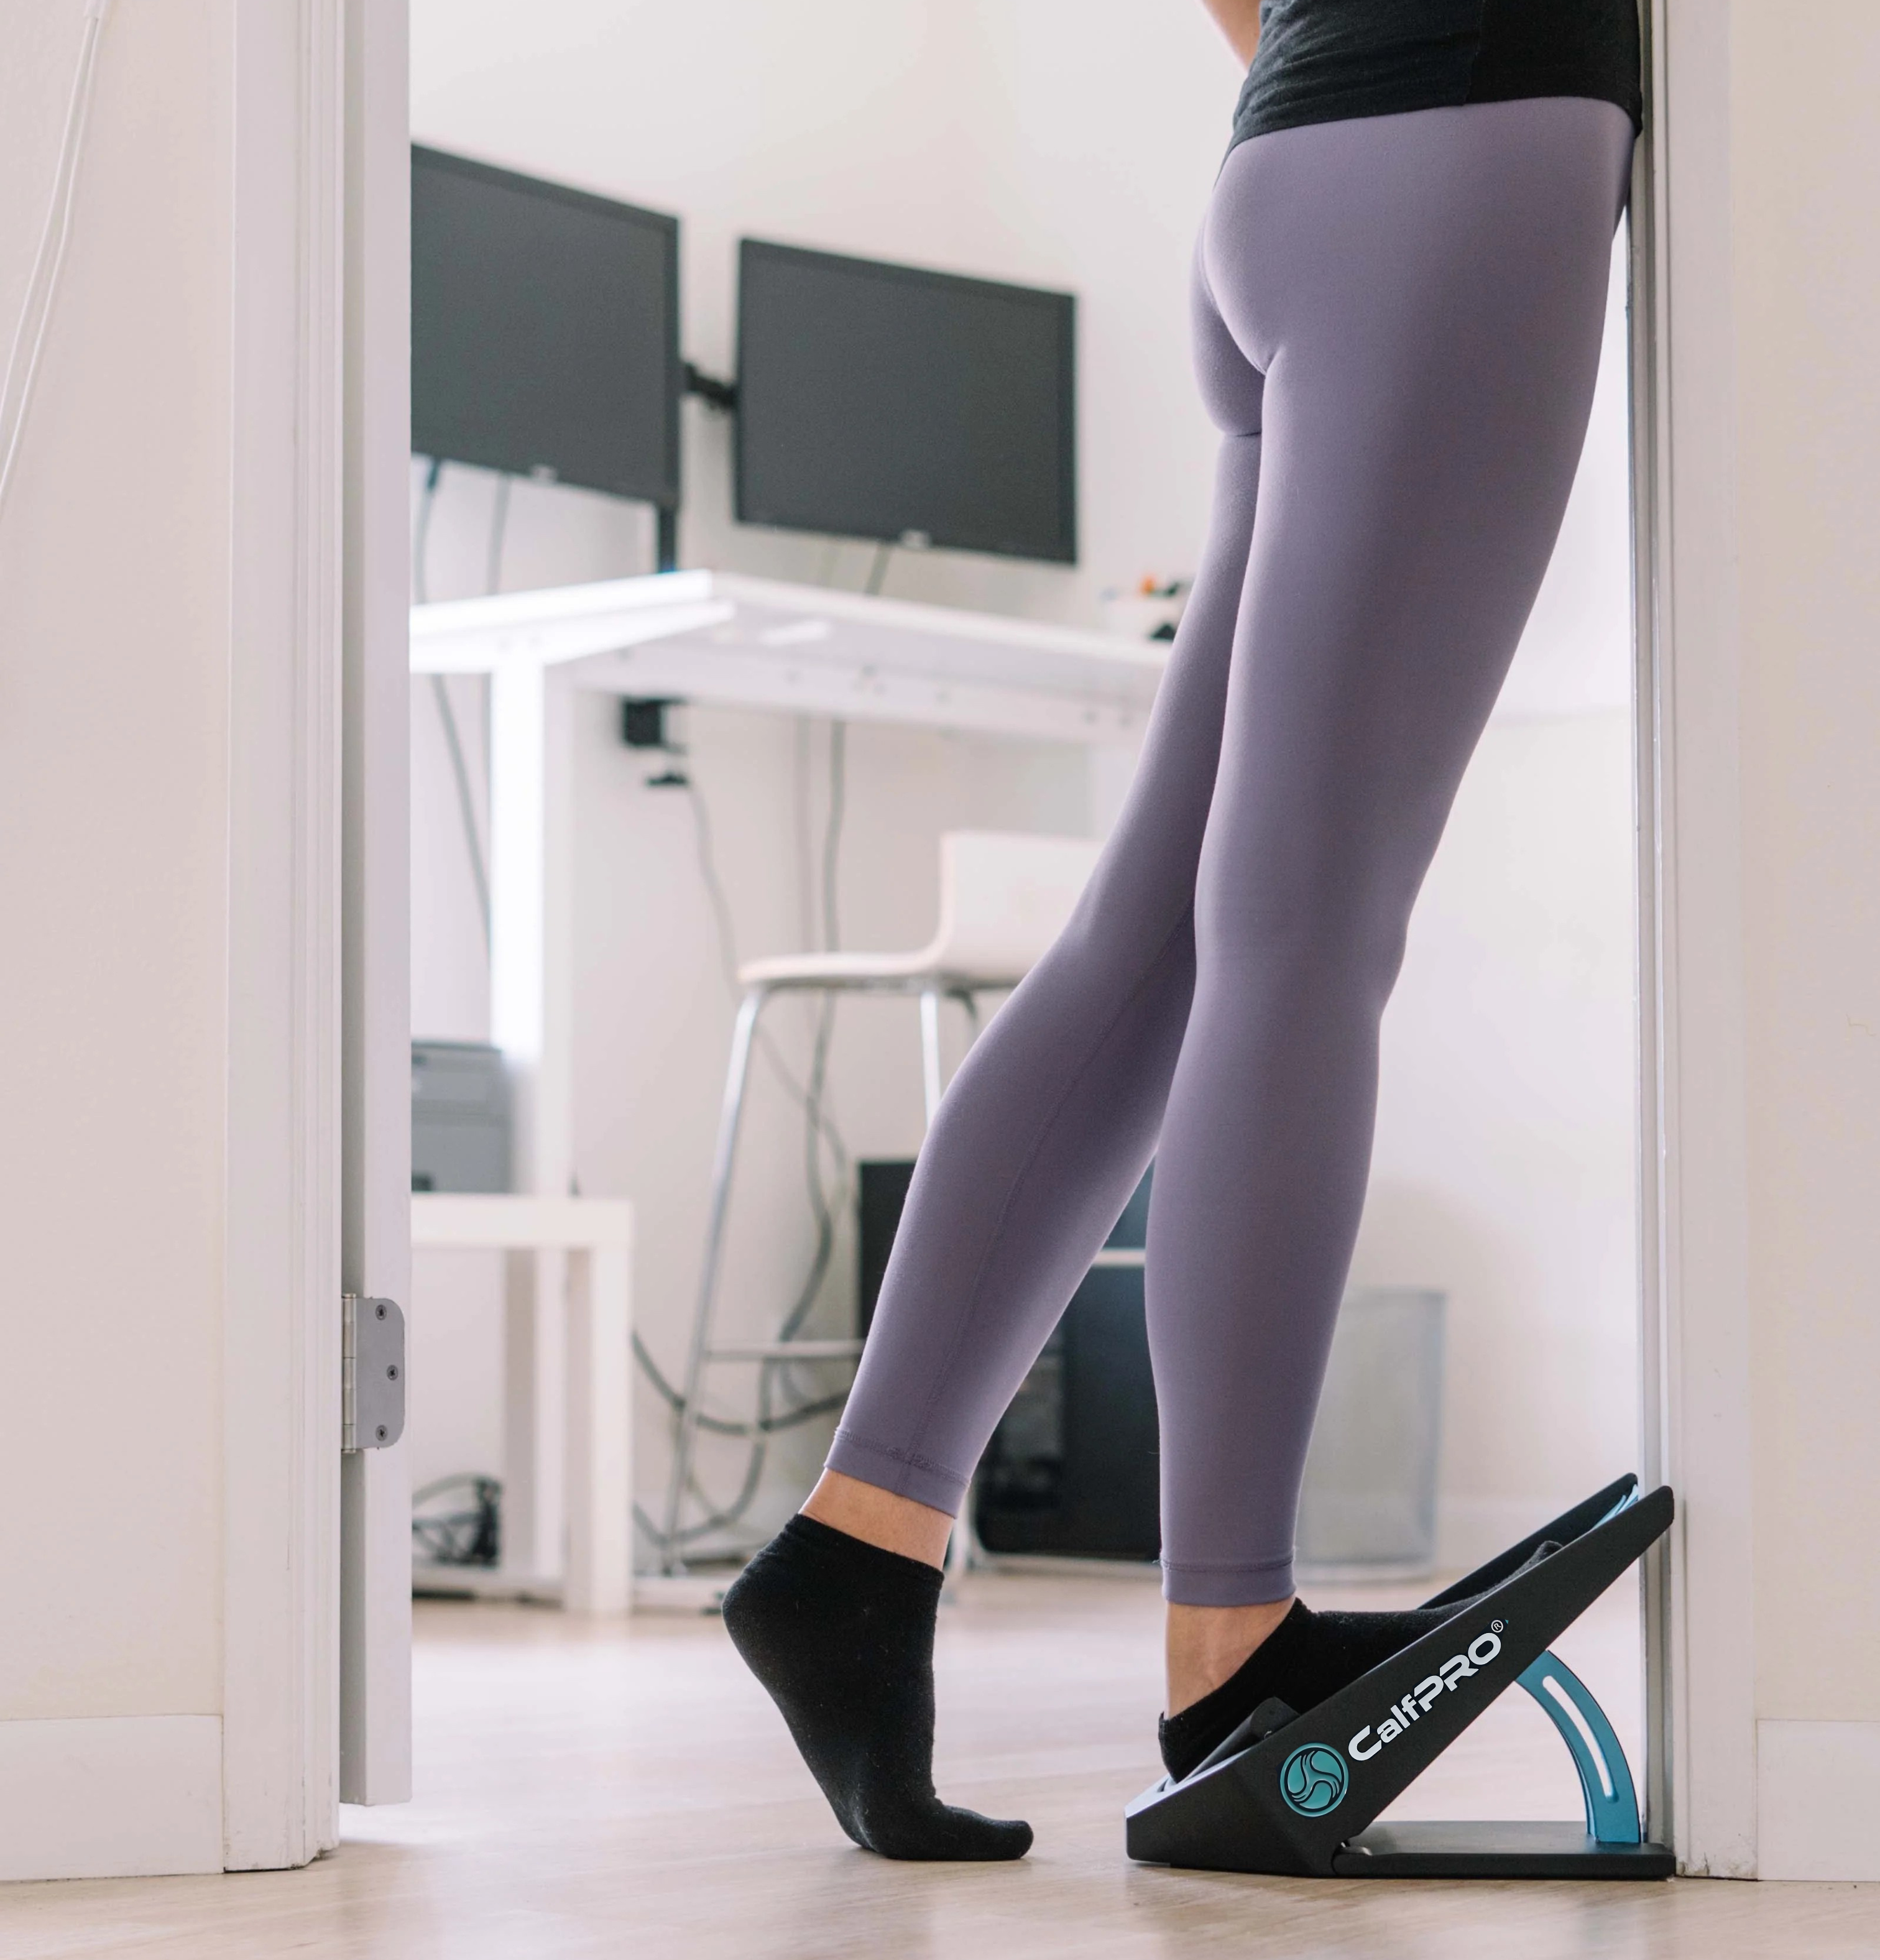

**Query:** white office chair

left=658, top=829, right=1102, bottom=1567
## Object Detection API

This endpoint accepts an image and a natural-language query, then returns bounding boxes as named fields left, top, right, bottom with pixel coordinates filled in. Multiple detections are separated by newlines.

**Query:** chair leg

left=660, top=985, right=768, bottom=1571
left=918, top=988, right=944, bottom=1133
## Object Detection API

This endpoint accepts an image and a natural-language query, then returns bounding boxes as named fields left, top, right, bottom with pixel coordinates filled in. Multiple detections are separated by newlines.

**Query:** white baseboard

left=0, top=1715, right=223, bottom=1882
left=1437, top=1495, right=1575, bottom=1574
left=1758, top=1721, right=1880, bottom=1880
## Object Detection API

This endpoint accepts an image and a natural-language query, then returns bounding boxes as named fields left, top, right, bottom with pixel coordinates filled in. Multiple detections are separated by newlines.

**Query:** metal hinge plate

left=342, top=1294, right=406, bottom=1452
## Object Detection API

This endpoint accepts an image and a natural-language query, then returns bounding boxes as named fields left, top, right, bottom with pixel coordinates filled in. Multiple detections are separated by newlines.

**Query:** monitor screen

left=735, top=241, right=1076, bottom=564
left=411, top=146, right=681, bottom=507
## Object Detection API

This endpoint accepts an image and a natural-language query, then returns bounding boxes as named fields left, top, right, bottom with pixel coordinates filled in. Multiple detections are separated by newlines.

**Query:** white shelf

left=410, top=1194, right=635, bottom=1616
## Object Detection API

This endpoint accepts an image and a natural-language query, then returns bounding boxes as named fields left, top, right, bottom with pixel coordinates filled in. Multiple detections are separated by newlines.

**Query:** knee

left=1197, top=879, right=1413, bottom=1009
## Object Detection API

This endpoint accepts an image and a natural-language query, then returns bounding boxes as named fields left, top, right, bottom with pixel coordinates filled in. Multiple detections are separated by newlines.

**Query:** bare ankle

left=1165, top=1596, right=1296, bottom=1716
left=800, top=1470, right=954, bottom=1570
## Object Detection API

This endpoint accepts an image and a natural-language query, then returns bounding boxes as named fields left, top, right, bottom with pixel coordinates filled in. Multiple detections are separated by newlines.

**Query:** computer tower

left=411, top=1039, right=512, bottom=1194
left=855, top=1159, right=1159, bottom=1561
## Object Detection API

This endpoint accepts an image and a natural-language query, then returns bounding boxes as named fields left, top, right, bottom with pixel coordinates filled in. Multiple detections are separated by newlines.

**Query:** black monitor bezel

left=410, top=144, right=683, bottom=510
left=734, top=237, right=1077, bottom=565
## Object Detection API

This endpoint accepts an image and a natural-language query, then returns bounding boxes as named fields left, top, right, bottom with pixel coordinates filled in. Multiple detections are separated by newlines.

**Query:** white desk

left=411, top=1194, right=633, bottom=1614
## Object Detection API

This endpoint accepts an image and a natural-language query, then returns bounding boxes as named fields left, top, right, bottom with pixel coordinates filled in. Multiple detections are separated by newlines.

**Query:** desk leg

left=491, top=656, right=578, bottom=1599
left=566, top=1242, right=632, bottom=1615
left=502, top=1247, right=567, bottom=1588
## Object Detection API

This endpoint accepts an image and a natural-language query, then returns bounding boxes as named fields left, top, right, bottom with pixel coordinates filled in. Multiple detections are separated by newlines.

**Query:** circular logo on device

left=1279, top=1743, right=1348, bottom=1817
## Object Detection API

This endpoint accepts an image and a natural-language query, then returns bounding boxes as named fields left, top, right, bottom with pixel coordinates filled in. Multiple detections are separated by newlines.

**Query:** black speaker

left=857, top=1159, right=918, bottom=1336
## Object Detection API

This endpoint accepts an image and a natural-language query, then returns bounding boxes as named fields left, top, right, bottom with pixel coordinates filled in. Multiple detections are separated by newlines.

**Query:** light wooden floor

left=5, top=1570, right=1878, bottom=1958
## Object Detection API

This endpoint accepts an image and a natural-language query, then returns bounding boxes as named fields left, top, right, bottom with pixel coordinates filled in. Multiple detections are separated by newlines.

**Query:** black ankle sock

left=1157, top=1541, right=1564, bottom=1783
left=721, top=1515, right=1032, bottom=1861
left=1158, top=1598, right=1465, bottom=1783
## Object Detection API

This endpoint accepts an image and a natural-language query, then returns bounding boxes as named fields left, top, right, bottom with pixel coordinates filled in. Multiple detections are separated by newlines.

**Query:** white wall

left=1636, top=0, right=1880, bottom=1879
left=0, top=0, right=231, bottom=1877
left=1732, top=0, right=1880, bottom=1737
left=407, top=0, right=1639, bottom=1569
left=1729, top=0, right=1880, bottom=1878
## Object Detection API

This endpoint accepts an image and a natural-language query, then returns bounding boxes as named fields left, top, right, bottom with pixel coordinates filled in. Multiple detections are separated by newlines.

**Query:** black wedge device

left=1127, top=1474, right=1675, bottom=1879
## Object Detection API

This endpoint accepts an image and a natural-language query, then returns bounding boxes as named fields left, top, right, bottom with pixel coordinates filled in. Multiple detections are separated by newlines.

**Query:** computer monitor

left=410, top=145, right=681, bottom=509
left=735, top=240, right=1076, bottom=564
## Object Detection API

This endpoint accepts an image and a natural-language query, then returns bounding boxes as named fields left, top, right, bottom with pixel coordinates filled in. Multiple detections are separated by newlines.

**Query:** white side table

left=410, top=1194, right=634, bottom=1614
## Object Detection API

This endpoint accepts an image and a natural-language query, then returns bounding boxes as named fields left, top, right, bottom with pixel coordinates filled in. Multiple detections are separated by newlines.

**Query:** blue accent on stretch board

left=1598, top=1485, right=1640, bottom=1526
left=1516, top=1650, right=1643, bottom=1845
left=1279, top=1744, right=1349, bottom=1816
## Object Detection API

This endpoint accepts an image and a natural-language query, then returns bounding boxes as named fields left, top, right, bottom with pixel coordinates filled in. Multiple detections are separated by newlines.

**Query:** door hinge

left=343, top=1294, right=407, bottom=1452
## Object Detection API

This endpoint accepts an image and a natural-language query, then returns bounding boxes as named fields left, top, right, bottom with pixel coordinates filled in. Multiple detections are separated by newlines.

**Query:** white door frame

left=222, top=0, right=347, bottom=1874
left=1633, top=0, right=1760, bottom=1878
left=221, top=0, right=411, bottom=1866
left=221, top=0, right=345, bottom=1870
left=339, top=0, right=415, bottom=1810
left=221, top=0, right=1763, bottom=1879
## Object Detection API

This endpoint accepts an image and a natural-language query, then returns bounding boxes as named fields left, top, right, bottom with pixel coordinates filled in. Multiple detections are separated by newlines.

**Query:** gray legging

left=826, top=97, right=1636, bottom=1606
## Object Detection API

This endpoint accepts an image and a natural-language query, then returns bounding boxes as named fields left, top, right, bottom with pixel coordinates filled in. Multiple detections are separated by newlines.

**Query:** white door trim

left=215, top=0, right=1760, bottom=1879
left=222, top=0, right=347, bottom=1871
left=1634, top=0, right=1761, bottom=1878
left=339, top=0, right=415, bottom=1808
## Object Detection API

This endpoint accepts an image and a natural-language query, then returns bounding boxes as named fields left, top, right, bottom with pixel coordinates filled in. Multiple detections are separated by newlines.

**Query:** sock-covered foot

left=1158, top=1599, right=1464, bottom=1783
left=1158, top=1542, right=1563, bottom=1783
left=721, top=1515, right=1032, bottom=1861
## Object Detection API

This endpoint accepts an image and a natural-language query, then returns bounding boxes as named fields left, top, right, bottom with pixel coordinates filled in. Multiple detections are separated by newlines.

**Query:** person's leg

left=821, top=398, right=1269, bottom=1517
left=1151, top=96, right=1634, bottom=1765
left=729, top=91, right=1636, bottom=1833
left=722, top=257, right=1273, bottom=1859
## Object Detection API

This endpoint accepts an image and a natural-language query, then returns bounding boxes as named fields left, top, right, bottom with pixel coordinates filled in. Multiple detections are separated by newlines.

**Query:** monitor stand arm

left=683, top=362, right=739, bottom=412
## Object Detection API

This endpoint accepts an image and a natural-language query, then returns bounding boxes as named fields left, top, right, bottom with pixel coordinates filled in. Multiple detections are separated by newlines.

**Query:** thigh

left=1056, top=246, right=1268, bottom=972
left=1196, top=100, right=1633, bottom=945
